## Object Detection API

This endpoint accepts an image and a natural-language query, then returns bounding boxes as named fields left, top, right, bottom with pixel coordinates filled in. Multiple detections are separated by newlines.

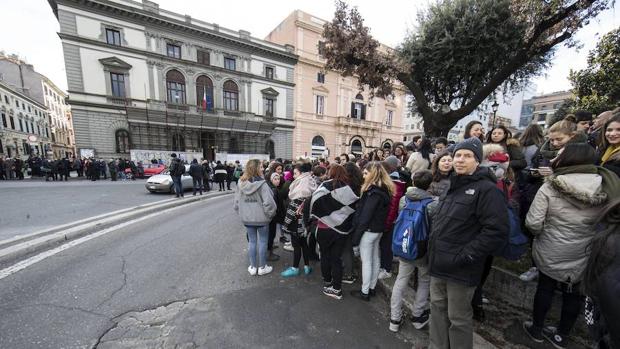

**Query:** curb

left=0, top=191, right=233, bottom=267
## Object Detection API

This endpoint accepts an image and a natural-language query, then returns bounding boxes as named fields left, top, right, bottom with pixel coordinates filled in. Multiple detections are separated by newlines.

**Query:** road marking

left=0, top=195, right=229, bottom=281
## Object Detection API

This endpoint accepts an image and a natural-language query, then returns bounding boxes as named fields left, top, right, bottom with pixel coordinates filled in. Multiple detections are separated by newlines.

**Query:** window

left=115, top=129, right=130, bottom=153
left=166, top=44, right=181, bottom=59
left=105, top=28, right=121, bottom=46
left=9, top=115, right=15, bottom=129
left=264, top=98, right=274, bottom=117
left=37, top=125, right=41, bottom=135
left=166, top=70, right=186, bottom=104
left=30, top=122, right=34, bottom=134
left=195, top=75, right=214, bottom=111
left=317, top=72, right=325, bottom=83
left=1, top=113, right=6, bottom=128
left=224, top=57, right=236, bottom=71
left=45, top=127, right=49, bottom=138
left=351, top=102, right=365, bottom=119
left=315, top=95, right=325, bottom=115
left=265, top=66, right=274, bottom=79
left=197, top=50, right=210, bottom=65
left=318, top=41, right=326, bottom=55
left=4, top=95, right=8, bottom=104
left=351, top=139, right=363, bottom=154
left=18, top=119, right=23, bottom=132
left=27, top=106, right=31, bottom=113
left=223, top=80, right=239, bottom=111
left=386, top=110, right=393, bottom=126
left=311, top=136, right=326, bottom=157
left=110, top=72, right=126, bottom=98
left=15, top=100, right=19, bottom=107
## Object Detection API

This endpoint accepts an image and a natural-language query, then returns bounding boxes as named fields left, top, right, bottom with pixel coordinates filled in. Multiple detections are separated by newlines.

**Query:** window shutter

left=361, top=104, right=366, bottom=120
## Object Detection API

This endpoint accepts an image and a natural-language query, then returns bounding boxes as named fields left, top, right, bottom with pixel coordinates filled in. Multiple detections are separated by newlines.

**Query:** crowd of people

left=234, top=106, right=620, bottom=349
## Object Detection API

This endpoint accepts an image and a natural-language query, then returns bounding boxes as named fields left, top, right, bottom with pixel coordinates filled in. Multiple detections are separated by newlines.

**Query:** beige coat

left=405, top=152, right=432, bottom=176
left=525, top=173, right=607, bottom=284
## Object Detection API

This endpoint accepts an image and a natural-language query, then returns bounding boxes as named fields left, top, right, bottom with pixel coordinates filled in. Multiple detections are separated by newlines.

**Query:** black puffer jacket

left=429, top=168, right=509, bottom=287
left=591, top=234, right=620, bottom=349
left=353, top=185, right=391, bottom=235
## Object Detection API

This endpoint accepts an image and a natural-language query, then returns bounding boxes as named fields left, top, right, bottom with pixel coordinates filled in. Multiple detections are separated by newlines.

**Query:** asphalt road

left=0, top=179, right=198, bottom=241
left=0, top=194, right=417, bottom=348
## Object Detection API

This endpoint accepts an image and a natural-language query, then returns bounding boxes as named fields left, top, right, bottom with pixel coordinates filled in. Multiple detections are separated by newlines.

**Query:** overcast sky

left=0, top=0, right=617, bottom=95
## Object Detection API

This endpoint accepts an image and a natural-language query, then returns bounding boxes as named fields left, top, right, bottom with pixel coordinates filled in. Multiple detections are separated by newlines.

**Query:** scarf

left=288, top=172, right=318, bottom=200
left=601, top=145, right=620, bottom=164
left=310, top=180, right=359, bottom=234
left=552, top=165, right=620, bottom=201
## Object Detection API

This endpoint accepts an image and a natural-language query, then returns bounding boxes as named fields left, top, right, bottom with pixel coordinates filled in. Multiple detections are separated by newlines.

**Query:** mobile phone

left=529, top=168, right=540, bottom=175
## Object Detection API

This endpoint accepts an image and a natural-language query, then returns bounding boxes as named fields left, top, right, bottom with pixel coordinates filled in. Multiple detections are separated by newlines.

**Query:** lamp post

left=491, top=100, right=499, bottom=128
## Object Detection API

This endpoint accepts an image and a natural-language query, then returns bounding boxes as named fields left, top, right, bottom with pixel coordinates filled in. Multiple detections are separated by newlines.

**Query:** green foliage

left=569, top=28, right=620, bottom=115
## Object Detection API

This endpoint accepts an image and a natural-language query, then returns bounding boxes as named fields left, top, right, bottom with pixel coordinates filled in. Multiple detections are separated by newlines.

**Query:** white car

left=145, top=165, right=194, bottom=193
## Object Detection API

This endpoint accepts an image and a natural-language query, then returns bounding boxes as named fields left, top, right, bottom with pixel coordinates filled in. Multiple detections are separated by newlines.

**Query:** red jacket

left=385, top=179, right=406, bottom=232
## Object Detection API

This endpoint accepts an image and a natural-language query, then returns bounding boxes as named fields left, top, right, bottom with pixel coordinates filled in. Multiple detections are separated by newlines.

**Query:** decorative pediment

left=260, top=87, right=279, bottom=97
left=385, top=101, right=397, bottom=108
left=99, top=57, right=132, bottom=70
left=312, top=85, right=329, bottom=94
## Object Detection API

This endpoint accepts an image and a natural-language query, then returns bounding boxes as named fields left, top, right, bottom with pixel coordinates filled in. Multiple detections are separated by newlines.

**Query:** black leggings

left=218, top=181, right=225, bottom=191
left=290, top=234, right=310, bottom=268
left=532, top=271, right=583, bottom=335
left=317, top=228, right=346, bottom=290
left=379, top=228, right=394, bottom=272
left=268, top=220, right=277, bottom=251
left=472, top=255, right=494, bottom=307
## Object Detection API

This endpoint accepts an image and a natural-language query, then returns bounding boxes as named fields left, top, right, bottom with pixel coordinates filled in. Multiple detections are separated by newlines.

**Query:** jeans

left=192, top=177, right=203, bottom=195
left=359, top=232, right=382, bottom=294
left=380, top=228, right=394, bottom=272
left=246, top=225, right=269, bottom=268
left=317, top=228, right=347, bottom=290
left=532, top=271, right=583, bottom=336
left=391, top=258, right=430, bottom=321
left=172, top=175, right=183, bottom=196
left=429, top=277, right=476, bottom=349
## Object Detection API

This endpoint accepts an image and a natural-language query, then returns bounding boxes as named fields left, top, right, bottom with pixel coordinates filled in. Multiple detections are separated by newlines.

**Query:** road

left=0, top=194, right=417, bottom=348
left=0, top=178, right=215, bottom=241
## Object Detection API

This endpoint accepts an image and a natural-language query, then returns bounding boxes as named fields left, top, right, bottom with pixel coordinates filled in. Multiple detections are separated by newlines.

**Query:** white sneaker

left=283, top=242, right=294, bottom=252
left=248, top=266, right=257, bottom=276
left=258, top=265, right=273, bottom=276
left=520, top=267, right=539, bottom=282
left=378, top=269, right=392, bottom=280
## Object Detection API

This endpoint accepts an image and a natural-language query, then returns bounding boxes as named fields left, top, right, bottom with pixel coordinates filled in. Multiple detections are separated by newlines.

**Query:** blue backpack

left=392, top=197, right=433, bottom=260
left=495, top=205, right=529, bottom=260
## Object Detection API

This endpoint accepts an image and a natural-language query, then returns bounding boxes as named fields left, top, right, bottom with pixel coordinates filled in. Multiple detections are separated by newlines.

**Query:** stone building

left=0, top=81, right=52, bottom=158
left=520, top=90, right=573, bottom=129
left=402, top=94, right=424, bottom=144
left=265, top=11, right=405, bottom=159
left=48, top=0, right=297, bottom=161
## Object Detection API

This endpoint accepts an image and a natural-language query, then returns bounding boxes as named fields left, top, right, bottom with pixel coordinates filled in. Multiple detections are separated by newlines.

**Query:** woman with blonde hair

left=234, top=159, right=277, bottom=276
left=350, top=162, right=395, bottom=301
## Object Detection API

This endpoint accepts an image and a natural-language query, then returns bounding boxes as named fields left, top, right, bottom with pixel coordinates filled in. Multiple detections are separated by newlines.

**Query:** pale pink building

left=266, top=11, right=405, bottom=159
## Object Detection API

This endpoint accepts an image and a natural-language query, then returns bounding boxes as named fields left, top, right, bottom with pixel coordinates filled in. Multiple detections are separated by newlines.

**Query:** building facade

left=0, top=81, right=52, bottom=158
left=519, top=91, right=573, bottom=129
left=402, top=94, right=424, bottom=144
left=0, top=53, right=75, bottom=158
left=265, top=11, right=405, bottom=159
left=49, top=0, right=297, bottom=161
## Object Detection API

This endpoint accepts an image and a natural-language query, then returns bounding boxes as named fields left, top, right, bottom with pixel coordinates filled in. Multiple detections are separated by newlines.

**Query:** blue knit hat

left=453, top=137, right=483, bottom=163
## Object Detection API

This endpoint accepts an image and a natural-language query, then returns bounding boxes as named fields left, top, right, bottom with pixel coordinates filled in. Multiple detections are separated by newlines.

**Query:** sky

left=0, top=0, right=617, bottom=96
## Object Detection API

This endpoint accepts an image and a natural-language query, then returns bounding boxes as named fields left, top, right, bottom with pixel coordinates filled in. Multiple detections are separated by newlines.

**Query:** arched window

left=355, top=93, right=364, bottom=101
left=311, top=135, right=326, bottom=157
left=115, top=129, right=130, bottom=153
left=223, top=80, right=239, bottom=111
left=351, top=139, right=363, bottom=154
left=166, top=69, right=186, bottom=104
left=196, top=75, right=214, bottom=111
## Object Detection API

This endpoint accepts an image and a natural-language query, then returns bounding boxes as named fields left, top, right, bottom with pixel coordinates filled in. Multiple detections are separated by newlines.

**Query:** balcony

left=336, top=116, right=381, bottom=131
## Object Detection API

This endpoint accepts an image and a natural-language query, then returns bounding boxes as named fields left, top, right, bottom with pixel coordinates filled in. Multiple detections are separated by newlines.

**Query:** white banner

left=130, top=149, right=204, bottom=165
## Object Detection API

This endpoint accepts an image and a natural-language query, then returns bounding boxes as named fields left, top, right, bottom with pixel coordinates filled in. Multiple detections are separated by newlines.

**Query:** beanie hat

left=383, top=155, right=401, bottom=172
left=453, top=137, right=483, bottom=163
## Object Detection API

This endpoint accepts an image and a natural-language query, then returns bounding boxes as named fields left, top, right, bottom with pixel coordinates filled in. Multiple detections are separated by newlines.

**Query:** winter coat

left=429, top=177, right=451, bottom=197
left=213, top=164, right=227, bottom=183
left=268, top=181, right=286, bottom=224
left=310, top=179, right=359, bottom=234
left=428, top=168, right=509, bottom=287
left=234, top=178, right=277, bottom=226
left=353, top=185, right=391, bottom=236
left=385, top=175, right=406, bottom=232
left=189, top=163, right=203, bottom=179
left=506, top=138, right=527, bottom=172
left=399, top=187, right=434, bottom=210
left=526, top=173, right=608, bottom=284
left=405, top=151, right=431, bottom=176
left=600, top=147, right=620, bottom=178
left=288, top=172, right=317, bottom=201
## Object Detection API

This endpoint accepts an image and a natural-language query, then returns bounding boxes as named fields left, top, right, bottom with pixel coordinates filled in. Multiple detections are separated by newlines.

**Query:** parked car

left=142, top=163, right=166, bottom=178
left=145, top=165, right=193, bottom=193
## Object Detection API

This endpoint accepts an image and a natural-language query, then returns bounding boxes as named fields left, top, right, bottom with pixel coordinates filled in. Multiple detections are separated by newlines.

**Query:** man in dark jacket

left=169, top=153, right=184, bottom=198
left=189, top=159, right=204, bottom=196
left=428, top=137, right=509, bottom=349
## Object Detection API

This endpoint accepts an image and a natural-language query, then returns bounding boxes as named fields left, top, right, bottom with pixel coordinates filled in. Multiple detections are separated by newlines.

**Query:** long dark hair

left=519, top=124, right=544, bottom=147
left=485, top=125, right=512, bottom=146
left=464, top=121, right=483, bottom=141
left=417, top=137, right=432, bottom=161
left=431, top=151, right=453, bottom=182
left=327, top=163, right=349, bottom=188
left=344, top=161, right=363, bottom=195
left=583, top=199, right=620, bottom=295
left=551, top=143, right=598, bottom=170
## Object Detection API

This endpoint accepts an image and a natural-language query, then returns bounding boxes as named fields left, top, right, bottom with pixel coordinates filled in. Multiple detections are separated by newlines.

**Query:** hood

left=506, top=138, right=521, bottom=147
left=549, top=173, right=607, bottom=207
left=239, top=178, right=267, bottom=195
left=404, top=187, right=433, bottom=201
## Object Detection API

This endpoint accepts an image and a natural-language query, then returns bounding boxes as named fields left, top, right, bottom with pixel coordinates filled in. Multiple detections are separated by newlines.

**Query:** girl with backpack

left=350, top=162, right=395, bottom=301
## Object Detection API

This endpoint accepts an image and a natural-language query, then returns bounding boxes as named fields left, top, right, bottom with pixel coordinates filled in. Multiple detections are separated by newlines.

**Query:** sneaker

left=281, top=267, right=300, bottom=277
left=520, top=267, right=539, bottom=282
left=482, top=295, right=490, bottom=304
left=248, top=266, right=257, bottom=276
left=542, top=327, right=567, bottom=349
left=341, top=275, right=357, bottom=284
left=389, top=319, right=402, bottom=332
left=349, top=290, right=370, bottom=301
left=522, top=321, right=544, bottom=343
left=323, top=280, right=333, bottom=288
left=411, top=310, right=430, bottom=330
left=283, top=242, right=294, bottom=252
left=257, top=265, right=273, bottom=276
left=304, top=266, right=312, bottom=275
left=322, top=286, right=343, bottom=300
left=378, top=269, right=392, bottom=280
left=267, top=252, right=280, bottom=262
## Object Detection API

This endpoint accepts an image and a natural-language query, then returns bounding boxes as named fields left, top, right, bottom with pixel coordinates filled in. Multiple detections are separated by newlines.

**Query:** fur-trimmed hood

left=482, top=144, right=506, bottom=160
left=549, top=173, right=607, bottom=207
left=506, top=138, right=520, bottom=147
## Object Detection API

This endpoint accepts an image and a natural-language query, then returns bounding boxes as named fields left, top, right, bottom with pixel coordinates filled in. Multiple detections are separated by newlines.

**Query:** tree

left=322, top=0, right=612, bottom=136
left=569, top=28, right=620, bottom=115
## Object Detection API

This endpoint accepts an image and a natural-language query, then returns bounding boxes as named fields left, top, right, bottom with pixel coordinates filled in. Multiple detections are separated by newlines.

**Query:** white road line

left=0, top=195, right=228, bottom=281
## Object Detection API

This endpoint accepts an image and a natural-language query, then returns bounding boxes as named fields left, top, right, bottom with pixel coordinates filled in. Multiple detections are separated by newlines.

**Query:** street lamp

left=491, top=100, right=499, bottom=128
